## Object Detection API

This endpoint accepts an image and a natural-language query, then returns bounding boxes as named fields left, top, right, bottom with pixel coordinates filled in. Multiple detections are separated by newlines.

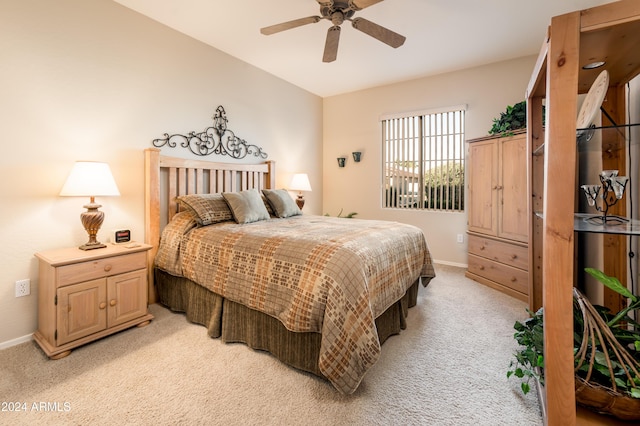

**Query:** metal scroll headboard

left=152, top=105, right=268, bottom=160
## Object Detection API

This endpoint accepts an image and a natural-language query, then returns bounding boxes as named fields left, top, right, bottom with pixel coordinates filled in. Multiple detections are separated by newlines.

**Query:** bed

left=144, top=148, right=436, bottom=394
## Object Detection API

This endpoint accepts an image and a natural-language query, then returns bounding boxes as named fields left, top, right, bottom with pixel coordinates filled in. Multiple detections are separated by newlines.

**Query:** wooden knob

left=511, top=254, right=518, bottom=260
left=99, top=302, right=106, bottom=309
left=511, top=277, right=517, bottom=282
left=479, top=266, right=485, bottom=270
left=479, top=245, right=485, bottom=250
left=110, top=299, right=117, bottom=307
left=104, top=264, right=113, bottom=272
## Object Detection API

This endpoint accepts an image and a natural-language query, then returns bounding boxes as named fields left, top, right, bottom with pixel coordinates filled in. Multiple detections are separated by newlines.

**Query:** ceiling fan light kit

left=260, top=0, right=406, bottom=63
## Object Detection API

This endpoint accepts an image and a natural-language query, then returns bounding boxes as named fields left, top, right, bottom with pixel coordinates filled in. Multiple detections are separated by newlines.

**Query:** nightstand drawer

left=56, top=252, right=147, bottom=287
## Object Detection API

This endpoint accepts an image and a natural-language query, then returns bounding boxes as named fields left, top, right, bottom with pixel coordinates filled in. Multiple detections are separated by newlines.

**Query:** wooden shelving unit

left=526, top=1, right=640, bottom=423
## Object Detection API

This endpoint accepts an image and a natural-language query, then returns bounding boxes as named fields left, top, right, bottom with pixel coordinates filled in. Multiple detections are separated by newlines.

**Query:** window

left=382, top=106, right=465, bottom=212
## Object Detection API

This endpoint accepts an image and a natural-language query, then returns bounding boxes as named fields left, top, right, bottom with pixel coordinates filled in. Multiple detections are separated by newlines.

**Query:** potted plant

left=508, top=269, right=640, bottom=420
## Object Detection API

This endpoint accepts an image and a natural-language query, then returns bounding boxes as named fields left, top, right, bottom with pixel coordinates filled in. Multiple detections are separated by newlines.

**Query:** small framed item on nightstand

left=111, top=229, right=131, bottom=244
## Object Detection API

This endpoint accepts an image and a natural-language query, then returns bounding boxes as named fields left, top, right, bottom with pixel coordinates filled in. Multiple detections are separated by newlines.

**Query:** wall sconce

left=59, top=161, right=121, bottom=250
left=352, top=152, right=362, bottom=162
left=337, top=157, right=346, bottom=168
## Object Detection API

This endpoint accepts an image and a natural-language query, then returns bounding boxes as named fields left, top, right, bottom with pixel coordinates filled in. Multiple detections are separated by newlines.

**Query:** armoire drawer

left=467, top=254, right=528, bottom=295
left=468, top=234, right=528, bottom=271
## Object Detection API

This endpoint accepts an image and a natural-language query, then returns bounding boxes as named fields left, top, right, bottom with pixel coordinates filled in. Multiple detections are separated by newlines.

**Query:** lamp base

left=79, top=242, right=107, bottom=251
left=79, top=198, right=106, bottom=250
left=296, top=194, right=305, bottom=210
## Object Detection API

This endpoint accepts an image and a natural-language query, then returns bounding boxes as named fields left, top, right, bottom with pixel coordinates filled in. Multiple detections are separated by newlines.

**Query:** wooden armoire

left=466, top=130, right=528, bottom=301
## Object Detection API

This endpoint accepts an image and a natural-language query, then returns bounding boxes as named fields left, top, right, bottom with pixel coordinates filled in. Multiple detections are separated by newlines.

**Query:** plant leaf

left=595, top=363, right=611, bottom=377
left=631, top=388, right=640, bottom=399
left=594, top=351, right=608, bottom=366
left=521, top=382, right=530, bottom=395
left=585, top=268, right=637, bottom=301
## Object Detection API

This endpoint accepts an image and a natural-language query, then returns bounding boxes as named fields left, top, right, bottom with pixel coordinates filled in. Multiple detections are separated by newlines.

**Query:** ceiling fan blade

left=349, top=0, right=384, bottom=10
left=260, top=16, right=321, bottom=35
left=351, top=17, right=405, bottom=48
left=323, top=26, right=341, bottom=63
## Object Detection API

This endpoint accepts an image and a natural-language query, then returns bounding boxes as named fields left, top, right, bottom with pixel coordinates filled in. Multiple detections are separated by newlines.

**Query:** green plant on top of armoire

left=508, top=268, right=640, bottom=420
left=489, top=101, right=547, bottom=137
left=489, top=101, right=527, bottom=136
left=488, top=101, right=547, bottom=136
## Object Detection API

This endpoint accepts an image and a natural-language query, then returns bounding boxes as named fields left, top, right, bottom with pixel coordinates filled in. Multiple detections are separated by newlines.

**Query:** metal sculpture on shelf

left=152, top=106, right=268, bottom=159
left=581, top=169, right=628, bottom=224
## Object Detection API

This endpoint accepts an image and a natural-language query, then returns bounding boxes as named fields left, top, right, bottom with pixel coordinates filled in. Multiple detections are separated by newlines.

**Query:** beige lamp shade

left=290, top=173, right=311, bottom=210
left=290, top=173, right=312, bottom=192
left=60, top=161, right=121, bottom=197
left=60, top=161, right=120, bottom=250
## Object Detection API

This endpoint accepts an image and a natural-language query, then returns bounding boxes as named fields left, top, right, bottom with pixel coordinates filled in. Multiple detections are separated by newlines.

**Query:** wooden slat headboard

left=144, top=147, right=276, bottom=302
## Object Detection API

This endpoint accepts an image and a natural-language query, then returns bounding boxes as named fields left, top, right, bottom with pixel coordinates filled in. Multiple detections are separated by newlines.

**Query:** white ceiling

left=113, top=0, right=615, bottom=98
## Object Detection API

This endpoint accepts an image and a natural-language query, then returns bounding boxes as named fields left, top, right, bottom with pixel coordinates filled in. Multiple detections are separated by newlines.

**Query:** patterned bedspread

left=156, top=213, right=435, bottom=393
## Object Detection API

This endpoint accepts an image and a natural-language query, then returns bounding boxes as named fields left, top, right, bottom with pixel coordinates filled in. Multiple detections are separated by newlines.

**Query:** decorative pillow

left=222, top=189, right=271, bottom=224
left=176, top=193, right=234, bottom=226
left=261, top=193, right=276, bottom=217
left=262, top=189, right=302, bottom=218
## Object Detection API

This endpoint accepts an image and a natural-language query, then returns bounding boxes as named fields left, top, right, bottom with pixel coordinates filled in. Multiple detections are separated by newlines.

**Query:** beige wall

left=322, top=56, right=537, bottom=265
left=0, top=0, right=322, bottom=346
left=0, top=0, right=545, bottom=348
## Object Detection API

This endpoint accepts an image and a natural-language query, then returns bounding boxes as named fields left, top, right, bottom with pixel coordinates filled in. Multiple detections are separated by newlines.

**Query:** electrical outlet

left=456, top=233, right=464, bottom=243
left=15, top=279, right=30, bottom=297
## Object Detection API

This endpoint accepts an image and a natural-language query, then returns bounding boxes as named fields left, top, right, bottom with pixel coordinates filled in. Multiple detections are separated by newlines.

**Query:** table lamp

left=290, top=173, right=312, bottom=210
left=60, top=161, right=120, bottom=250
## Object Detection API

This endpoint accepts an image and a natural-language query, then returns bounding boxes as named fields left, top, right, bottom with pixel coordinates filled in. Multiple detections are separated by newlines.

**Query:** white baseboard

left=433, top=259, right=468, bottom=268
left=0, top=334, right=33, bottom=351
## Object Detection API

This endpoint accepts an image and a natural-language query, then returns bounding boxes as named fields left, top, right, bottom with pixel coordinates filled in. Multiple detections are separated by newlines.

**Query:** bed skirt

left=155, top=268, right=423, bottom=379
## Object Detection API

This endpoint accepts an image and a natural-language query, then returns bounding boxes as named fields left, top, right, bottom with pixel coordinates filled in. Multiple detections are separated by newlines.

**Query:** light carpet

left=0, top=265, right=541, bottom=425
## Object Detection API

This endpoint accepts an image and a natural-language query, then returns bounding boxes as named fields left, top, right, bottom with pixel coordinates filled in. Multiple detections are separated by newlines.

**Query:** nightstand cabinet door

left=107, top=269, right=148, bottom=327
left=57, top=278, right=108, bottom=345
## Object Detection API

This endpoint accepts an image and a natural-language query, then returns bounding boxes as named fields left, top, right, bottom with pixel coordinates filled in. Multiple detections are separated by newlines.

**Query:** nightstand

left=33, top=243, right=154, bottom=359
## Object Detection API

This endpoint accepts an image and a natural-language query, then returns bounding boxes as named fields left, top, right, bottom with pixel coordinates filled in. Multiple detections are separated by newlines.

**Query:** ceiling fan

left=260, top=0, right=406, bottom=63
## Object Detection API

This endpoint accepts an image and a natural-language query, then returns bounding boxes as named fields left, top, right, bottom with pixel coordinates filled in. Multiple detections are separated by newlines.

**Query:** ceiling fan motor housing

left=321, top=2, right=356, bottom=22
